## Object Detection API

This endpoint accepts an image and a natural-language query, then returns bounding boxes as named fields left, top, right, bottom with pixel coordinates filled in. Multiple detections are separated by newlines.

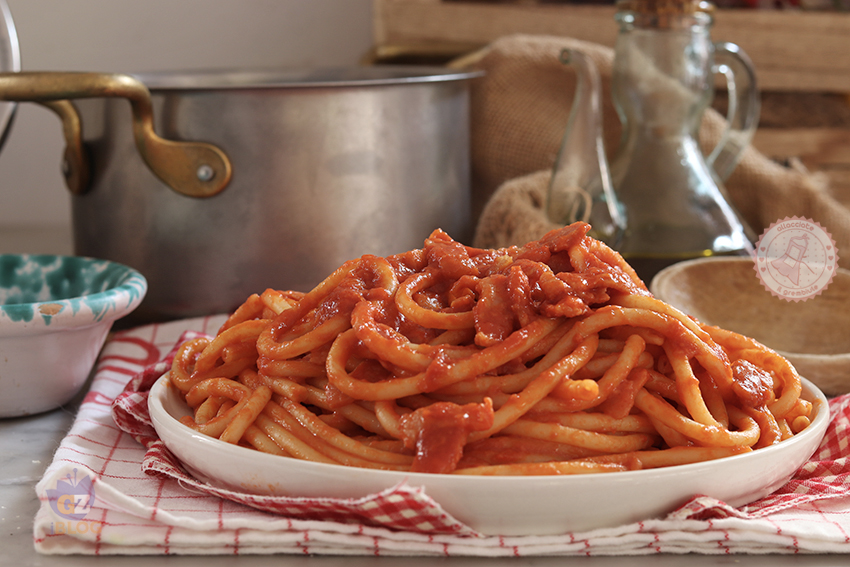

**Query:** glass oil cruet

left=547, top=0, right=761, bottom=283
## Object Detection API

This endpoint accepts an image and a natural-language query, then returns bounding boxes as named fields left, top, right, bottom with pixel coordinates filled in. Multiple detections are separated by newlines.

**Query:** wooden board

left=373, top=1, right=850, bottom=202
left=374, top=0, right=850, bottom=93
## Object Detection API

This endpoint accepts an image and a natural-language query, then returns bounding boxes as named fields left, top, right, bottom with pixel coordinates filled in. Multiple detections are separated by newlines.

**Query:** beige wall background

left=0, top=0, right=374, bottom=249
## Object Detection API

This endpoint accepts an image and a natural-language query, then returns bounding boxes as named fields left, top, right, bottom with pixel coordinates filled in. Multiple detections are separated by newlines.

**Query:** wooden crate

left=373, top=0, right=850, bottom=206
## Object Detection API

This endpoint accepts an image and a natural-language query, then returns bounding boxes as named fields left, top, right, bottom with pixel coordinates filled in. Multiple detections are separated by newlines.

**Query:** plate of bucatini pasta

left=148, top=223, right=830, bottom=536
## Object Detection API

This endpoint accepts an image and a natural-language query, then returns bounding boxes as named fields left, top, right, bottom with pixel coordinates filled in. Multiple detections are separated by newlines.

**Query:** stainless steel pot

left=0, top=67, right=478, bottom=322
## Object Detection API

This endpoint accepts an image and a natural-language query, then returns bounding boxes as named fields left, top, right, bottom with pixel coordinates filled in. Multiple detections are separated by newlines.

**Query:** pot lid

left=0, top=0, right=20, bottom=150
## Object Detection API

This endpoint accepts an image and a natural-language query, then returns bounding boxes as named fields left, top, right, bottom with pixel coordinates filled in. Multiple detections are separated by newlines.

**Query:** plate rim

left=148, top=371, right=830, bottom=486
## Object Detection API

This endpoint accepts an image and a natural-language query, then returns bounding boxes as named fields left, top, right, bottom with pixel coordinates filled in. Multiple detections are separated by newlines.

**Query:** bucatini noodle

left=169, top=222, right=812, bottom=475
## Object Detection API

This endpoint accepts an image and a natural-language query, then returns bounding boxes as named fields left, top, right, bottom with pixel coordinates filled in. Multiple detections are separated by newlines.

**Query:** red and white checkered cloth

left=34, top=316, right=850, bottom=556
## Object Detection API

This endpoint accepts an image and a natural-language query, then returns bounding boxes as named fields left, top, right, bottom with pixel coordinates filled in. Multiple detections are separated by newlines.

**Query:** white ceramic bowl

left=149, top=373, right=828, bottom=536
left=0, top=254, right=147, bottom=417
left=651, top=257, right=850, bottom=396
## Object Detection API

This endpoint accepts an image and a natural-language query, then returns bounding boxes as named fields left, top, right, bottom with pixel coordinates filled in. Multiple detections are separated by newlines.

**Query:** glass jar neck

left=612, top=9, right=715, bottom=133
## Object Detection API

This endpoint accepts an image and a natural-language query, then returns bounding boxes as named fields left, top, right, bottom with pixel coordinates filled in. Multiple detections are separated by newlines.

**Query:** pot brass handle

left=39, top=100, right=90, bottom=196
left=0, top=72, right=232, bottom=198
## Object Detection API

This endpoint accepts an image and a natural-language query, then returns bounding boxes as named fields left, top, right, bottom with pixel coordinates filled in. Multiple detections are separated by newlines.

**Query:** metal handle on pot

left=0, top=71, right=232, bottom=198
left=39, top=99, right=90, bottom=196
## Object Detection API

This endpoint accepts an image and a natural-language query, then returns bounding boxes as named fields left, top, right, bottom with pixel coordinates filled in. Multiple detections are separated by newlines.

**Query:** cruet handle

left=546, top=49, right=625, bottom=245
left=705, top=41, right=761, bottom=182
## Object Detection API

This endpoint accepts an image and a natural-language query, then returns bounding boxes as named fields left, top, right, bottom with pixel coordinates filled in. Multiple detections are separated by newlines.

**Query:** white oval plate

left=149, top=373, right=830, bottom=536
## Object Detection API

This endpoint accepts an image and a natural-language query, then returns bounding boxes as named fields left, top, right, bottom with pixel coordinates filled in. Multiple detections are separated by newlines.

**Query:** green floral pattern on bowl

left=0, top=255, right=147, bottom=326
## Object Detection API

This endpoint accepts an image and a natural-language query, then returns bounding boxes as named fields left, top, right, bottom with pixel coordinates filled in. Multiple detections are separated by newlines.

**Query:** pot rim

left=132, top=65, right=483, bottom=91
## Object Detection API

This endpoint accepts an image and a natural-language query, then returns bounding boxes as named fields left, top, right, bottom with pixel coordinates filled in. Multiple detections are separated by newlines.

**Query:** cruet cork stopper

left=616, top=0, right=715, bottom=27
left=616, top=0, right=715, bottom=15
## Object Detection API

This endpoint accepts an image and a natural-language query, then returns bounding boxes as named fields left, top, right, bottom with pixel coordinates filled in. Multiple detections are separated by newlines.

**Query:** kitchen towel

left=34, top=316, right=850, bottom=556
left=455, top=34, right=850, bottom=271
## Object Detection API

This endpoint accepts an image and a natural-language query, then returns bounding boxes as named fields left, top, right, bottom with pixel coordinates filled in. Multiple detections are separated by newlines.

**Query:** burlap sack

left=452, top=34, right=850, bottom=270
